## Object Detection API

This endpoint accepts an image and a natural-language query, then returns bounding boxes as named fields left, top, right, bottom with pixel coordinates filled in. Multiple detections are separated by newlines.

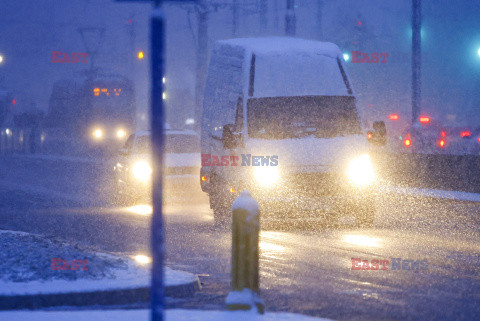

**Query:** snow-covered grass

left=0, top=230, right=196, bottom=295
left=0, top=230, right=126, bottom=283
left=0, top=309, right=333, bottom=321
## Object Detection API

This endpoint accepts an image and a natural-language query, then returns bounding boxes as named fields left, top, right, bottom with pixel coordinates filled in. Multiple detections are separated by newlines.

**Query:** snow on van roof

left=216, top=37, right=341, bottom=58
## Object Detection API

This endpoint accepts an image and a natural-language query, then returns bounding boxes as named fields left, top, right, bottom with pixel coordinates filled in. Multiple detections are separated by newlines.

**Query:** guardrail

left=373, top=152, right=480, bottom=194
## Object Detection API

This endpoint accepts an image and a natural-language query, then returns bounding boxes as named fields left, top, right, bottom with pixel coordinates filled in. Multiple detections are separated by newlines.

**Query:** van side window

left=234, top=97, right=243, bottom=132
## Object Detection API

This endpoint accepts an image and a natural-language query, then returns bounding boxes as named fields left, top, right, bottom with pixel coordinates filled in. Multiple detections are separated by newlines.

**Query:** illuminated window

left=93, top=88, right=100, bottom=93
left=101, top=88, right=108, bottom=92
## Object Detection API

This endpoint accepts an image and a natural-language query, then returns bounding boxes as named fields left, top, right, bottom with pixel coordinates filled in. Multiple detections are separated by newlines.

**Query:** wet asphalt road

left=0, top=154, right=479, bottom=321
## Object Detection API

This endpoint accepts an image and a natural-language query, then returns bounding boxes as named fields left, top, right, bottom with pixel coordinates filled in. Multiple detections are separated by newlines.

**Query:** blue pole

left=150, top=3, right=165, bottom=321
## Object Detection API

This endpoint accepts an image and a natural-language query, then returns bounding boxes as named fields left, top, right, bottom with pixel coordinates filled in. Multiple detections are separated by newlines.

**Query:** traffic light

left=352, top=15, right=367, bottom=50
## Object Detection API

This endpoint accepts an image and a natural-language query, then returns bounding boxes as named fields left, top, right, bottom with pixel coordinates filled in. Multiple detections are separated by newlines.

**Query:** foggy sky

left=1, top=0, right=480, bottom=129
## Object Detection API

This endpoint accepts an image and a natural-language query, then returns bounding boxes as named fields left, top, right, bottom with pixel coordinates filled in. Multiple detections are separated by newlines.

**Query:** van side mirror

left=368, top=121, right=387, bottom=146
left=222, top=124, right=241, bottom=149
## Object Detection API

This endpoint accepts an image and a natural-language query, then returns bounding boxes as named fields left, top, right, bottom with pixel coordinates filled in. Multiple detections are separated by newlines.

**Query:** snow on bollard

left=226, top=190, right=265, bottom=314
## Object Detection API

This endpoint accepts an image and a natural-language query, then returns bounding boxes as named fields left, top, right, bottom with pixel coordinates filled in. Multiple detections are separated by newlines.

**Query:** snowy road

left=0, top=155, right=479, bottom=320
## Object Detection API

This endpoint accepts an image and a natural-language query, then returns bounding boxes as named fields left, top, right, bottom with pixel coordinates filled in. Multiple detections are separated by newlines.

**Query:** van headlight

left=254, top=166, right=280, bottom=187
left=346, top=154, right=375, bottom=186
left=132, top=161, right=152, bottom=182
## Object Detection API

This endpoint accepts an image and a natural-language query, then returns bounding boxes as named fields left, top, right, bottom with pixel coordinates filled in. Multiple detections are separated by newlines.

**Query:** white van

left=200, top=37, right=378, bottom=226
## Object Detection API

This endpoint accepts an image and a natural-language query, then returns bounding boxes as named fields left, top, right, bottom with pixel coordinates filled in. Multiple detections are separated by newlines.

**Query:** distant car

left=113, top=129, right=200, bottom=203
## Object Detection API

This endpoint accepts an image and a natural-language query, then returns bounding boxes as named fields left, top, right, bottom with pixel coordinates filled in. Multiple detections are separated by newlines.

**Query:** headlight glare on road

left=132, top=161, right=152, bottom=182
left=254, top=166, right=280, bottom=187
left=346, top=154, right=375, bottom=186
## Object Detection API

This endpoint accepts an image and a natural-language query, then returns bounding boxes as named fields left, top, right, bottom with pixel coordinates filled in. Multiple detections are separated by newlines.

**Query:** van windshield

left=247, top=96, right=362, bottom=139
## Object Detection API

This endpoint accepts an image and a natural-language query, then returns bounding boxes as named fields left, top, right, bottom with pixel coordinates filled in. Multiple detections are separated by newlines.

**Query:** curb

left=0, top=277, right=201, bottom=310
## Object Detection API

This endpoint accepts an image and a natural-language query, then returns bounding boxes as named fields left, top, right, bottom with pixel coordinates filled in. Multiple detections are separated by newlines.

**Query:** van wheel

left=210, top=193, right=231, bottom=228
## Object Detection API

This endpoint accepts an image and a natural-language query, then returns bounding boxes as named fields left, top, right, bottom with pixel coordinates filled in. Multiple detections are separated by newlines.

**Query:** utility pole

left=195, top=2, right=208, bottom=132
left=412, top=0, right=421, bottom=125
left=116, top=2, right=196, bottom=320
left=150, top=2, right=166, bottom=320
left=232, top=0, right=239, bottom=36
left=285, top=0, right=296, bottom=36
left=316, top=0, right=324, bottom=40
left=273, top=0, right=279, bottom=33
left=259, top=0, right=267, bottom=35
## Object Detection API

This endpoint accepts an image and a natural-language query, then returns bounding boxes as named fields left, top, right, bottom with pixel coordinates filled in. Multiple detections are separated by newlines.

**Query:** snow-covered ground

left=0, top=230, right=196, bottom=296
left=0, top=309, right=333, bottom=321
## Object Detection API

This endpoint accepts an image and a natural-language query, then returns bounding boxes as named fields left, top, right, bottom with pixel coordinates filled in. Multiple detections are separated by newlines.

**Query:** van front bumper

left=226, top=171, right=376, bottom=215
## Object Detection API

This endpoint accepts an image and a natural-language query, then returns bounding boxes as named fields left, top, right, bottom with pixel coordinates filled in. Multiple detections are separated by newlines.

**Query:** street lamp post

left=412, top=0, right=421, bottom=125
left=285, top=0, right=296, bottom=36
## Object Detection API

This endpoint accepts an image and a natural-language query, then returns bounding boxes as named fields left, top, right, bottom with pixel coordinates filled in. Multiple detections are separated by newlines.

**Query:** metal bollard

left=226, top=190, right=265, bottom=314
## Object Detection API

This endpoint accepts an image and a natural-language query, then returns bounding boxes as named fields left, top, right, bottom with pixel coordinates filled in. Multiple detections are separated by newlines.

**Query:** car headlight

left=346, top=154, right=375, bottom=186
left=253, top=166, right=280, bottom=187
left=132, top=161, right=152, bottom=182
left=92, top=128, right=103, bottom=139
left=116, top=129, right=127, bottom=139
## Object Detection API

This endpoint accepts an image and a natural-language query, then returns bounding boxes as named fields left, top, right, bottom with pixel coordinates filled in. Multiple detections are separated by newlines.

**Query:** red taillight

left=477, top=137, right=480, bottom=143
left=440, top=131, right=447, bottom=137
left=404, top=138, right=411, bottom=147
left=419, top=116, right=431, bottom=124
left=367, top=132, right=373, bottom=139
left=439, top=139, right=445, bottom=148
left=460, top=131, right=471, bottom=138
left=388, top=114, right=399, bottom=121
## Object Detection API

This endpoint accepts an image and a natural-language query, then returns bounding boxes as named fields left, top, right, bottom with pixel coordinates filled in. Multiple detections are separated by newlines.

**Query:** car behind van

left=200, top=37, right=377, bottom=226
